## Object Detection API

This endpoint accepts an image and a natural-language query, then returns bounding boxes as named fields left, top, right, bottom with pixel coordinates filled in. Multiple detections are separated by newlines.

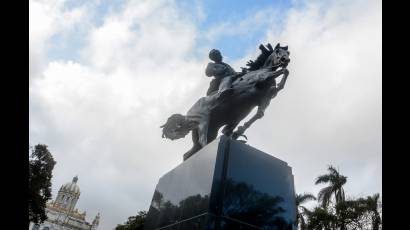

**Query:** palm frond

left=327, top=165, right=340, bottom=176
left=315, top=174, right=332, bottom=185
left=297, top=193, right=317, bottom=205
left=372, top=193, right=380, bottom=202
left=318, top=186, right=333, bottom=208
left=300, top=206, right=311, bottom=214
left=300, top=215, right=307, bottom=230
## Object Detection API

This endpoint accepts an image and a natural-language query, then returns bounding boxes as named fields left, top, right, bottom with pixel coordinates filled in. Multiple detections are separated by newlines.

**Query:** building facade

left=29, top=176, right=100, bottom=230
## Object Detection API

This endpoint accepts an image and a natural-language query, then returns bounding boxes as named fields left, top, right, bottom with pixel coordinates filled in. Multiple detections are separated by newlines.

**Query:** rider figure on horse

left=205, top=49, right=238, bottom=98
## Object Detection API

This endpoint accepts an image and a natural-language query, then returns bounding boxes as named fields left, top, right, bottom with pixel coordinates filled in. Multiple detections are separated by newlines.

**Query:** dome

left=61, top=176, right=80, bottom=194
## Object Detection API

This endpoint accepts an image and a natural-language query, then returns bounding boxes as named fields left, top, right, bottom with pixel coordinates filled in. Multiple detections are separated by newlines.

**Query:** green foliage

left=354, top=194, right=382, bottom=230
left=115, top=211, right=147, bottom=230
left=29, top=144, right=57, bottom=225
left=296, top=193, right=316, bottom=230
left=315, top=166, right=347, bottom=208
left=303, top=165, right=382, bottom=230
left=306, top=207, right=337, bottom=230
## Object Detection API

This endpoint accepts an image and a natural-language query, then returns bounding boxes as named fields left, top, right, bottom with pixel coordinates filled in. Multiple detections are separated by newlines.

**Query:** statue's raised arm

left=161, top=43, right=291, bottom=161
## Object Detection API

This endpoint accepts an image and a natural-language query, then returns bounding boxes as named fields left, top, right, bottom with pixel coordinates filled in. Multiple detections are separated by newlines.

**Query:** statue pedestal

left=144, top=136, right=296, bottom=230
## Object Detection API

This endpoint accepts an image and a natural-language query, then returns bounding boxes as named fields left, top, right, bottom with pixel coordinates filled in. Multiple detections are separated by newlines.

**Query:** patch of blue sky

left=47, top=0, right=126, bottom=62
left=196, top=0, right=292, bottom=28
left=89, top=0, right=125, bottom=27
left=182, top=0, right=295, bottom=60
left=47, top=0, right=297, bottom=63
left=63, top=0, right=87, bottom=10
left=63, top=0, right=124, bottom=27
left=47, top=26, right=87, bottom=62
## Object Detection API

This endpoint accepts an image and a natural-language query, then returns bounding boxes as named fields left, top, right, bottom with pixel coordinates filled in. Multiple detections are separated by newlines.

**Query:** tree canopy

left=29, top=144, right=56, bottom=225
left=115, top=211, right=147, bottom=230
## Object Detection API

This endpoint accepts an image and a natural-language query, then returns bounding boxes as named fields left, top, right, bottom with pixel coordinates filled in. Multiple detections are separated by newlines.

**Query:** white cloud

left=29, top=0, right=381, bottom=229
left=246, top=0, right=381, bottom=198
left=30, top=1, right=209, bottom=229
left=82, top=0, right=198, bottom=72
left=29, top=0, right=88, bottom=84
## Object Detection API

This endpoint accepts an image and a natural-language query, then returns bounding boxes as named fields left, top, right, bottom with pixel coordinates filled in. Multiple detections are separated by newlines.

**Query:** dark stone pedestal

left=144, top=136, right=296, bottom=230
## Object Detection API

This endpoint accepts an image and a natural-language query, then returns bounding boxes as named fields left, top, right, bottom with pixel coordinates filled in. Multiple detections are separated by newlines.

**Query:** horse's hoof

left=183, top=151, right=193, bottom=161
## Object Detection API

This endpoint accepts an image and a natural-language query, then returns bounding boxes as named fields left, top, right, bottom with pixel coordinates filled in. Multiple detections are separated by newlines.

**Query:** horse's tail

left=160, top=114, right=198, bottom=140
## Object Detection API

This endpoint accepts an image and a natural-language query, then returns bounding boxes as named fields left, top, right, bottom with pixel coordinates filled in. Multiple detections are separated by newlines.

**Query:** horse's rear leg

left=183, top=129, right=202, bottom=161
left=183, top=123, right=221, bottom=161
left=206, top=125, right=219, bottom=144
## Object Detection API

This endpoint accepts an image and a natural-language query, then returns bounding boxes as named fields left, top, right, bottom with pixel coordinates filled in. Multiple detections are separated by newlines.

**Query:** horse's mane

left=245, top=43, right=274, bottom=71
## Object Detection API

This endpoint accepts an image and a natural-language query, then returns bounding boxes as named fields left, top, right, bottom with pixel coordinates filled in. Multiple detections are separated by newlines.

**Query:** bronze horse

left=161, top=43, right=290, bottom=160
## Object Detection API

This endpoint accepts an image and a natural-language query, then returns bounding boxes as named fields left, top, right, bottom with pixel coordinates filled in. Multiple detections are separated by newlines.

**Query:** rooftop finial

left=73, top=176, right=78, bottom=183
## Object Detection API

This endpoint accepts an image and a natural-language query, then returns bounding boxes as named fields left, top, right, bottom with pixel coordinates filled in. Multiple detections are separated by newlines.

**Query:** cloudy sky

left=29, top=0, right=382, bottom=229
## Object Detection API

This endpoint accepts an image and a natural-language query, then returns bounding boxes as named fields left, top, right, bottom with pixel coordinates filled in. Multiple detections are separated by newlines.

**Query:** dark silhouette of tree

left=315, top=165, right=347, bottom=229
left=298, top=197, right=383, bottom=230
left=179, top=194, right=209, bottom=219
left=315, top=166, right=347, bottom=208
left=296, top=193, right=316, bottom=230
left=29, top=144, right=56, bottom=225
left=356, top=193, right=382, bottom=230
left=335, top=199, right=369, bottom=229
left=158, top=200, right=179, bottom=226
left=306, top=207, right=336, bottom=230
left=332, top=196, right=382, bottom=230
left=144, top=190, right=180, bottom=228
left=222, top=179, right=293, bottom=229
left=115, top=211, right=147, bottom=230
left=298, top=165, right=382, bottom=230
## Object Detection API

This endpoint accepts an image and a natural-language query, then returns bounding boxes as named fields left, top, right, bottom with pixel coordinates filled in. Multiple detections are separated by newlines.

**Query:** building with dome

left=29, top=176, right=100, bottom=230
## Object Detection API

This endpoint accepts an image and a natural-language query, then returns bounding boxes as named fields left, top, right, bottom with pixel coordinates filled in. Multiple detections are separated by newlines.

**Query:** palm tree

left=315, top=165, right=348, bottom=230
left=295, top=193, right=316, bottom=230
left=315, top=165, right=347, bottom=208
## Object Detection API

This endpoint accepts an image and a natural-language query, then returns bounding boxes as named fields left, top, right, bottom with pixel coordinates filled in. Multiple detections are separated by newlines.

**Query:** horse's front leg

left=232, top=110, right=264, bottom=140
left=276, top=69, right=289, bottom=91
left=232, top=97, right=271, bottom=139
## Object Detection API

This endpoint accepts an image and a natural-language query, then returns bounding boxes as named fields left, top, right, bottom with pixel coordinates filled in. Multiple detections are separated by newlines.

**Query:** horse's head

left=161, top=114, right=198, bottom=140
left=262, top=43, right=290, bottom=69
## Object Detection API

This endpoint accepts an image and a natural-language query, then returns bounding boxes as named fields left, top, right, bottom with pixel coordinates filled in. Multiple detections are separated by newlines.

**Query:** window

left=32, top=224, right=40, bottom=230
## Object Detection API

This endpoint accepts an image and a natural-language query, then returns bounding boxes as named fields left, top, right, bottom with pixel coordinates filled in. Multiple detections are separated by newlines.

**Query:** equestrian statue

left=161, top=43, right=291, bottom=161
